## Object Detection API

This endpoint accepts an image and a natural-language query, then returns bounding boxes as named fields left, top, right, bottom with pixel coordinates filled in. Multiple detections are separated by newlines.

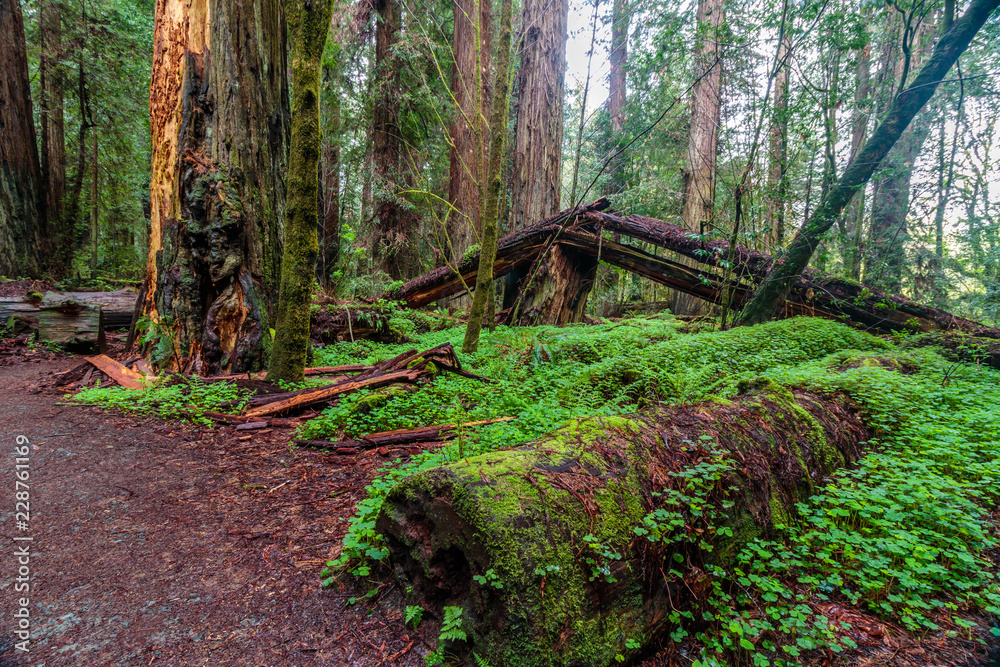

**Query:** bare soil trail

left=0, top=358, right=429, bottom=667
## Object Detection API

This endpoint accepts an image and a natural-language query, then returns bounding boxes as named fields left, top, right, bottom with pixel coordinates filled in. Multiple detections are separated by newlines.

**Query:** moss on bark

left=377, top=388, right=870, bottom=665
left=268, top=0, right=334, bottom=383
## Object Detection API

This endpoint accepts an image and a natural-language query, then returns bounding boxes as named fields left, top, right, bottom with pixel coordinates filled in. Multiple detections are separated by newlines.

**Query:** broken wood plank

left=243, top=369, right=425, bottom=418
left=82, top=354, right=145, bottom=390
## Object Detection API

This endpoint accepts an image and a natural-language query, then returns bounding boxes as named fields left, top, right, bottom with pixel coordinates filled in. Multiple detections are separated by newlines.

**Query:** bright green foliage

left=652, top=347, right=1000, bottom=664
left=73, top=377, right=250, bottom=425
left=319, top=317, right=885, bottom=570
left=425, top=605, right=469, bottom=666
left=317, top=316, right=1000, bottom=664
left=404, top=604, right=424, bottom=628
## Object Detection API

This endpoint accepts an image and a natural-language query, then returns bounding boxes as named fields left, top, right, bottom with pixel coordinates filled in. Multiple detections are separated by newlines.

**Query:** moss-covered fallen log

left=376, top=385, right=870, bottom=666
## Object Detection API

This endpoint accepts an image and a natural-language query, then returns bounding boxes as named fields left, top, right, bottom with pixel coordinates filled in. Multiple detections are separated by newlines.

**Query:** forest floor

left=1, top=328, right=998, bottom=667
left=0, top=351, right=433, bottom=666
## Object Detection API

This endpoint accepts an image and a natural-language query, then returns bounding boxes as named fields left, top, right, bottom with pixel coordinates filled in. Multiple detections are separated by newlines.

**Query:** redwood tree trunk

left=504, top=0, right=573, bottom=324
left=867, top=20, right=935, bottom=293
left=40, top=0, right=65, bottom=249
left=765, top=32, right=790, bottom=251
left=448, top=0, right=492, bottom=263
left=510, top=0, right=567, bottom=229
left=671, top=0, right=723, bottom=316
left=0, top=0, right=43, bottom=276
left=139, top=0, right=290, bottom=374
left=372, top=0, right=418, bottom=279
left=844, top=34, right=871, bottom=280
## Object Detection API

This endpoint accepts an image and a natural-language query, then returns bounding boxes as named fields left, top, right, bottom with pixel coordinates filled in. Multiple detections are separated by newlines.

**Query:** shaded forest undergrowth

left=68, top=316, right=1000, bottom=665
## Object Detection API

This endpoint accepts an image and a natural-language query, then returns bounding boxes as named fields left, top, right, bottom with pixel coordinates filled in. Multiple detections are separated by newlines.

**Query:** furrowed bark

left=448, top=0, right=492, bottom=263
left=671, top=0, right=723, bottom=316
left=40, top=0, right=65, bottom=249
left=0, top=0, right=43, bottom=276
left=269, top=0, right=334, bottom=384
left=139, top=0, right=289, bottom=374
left=736, top=0, right=1000, bottom=327
left=377, top=386, right=870, bottom=665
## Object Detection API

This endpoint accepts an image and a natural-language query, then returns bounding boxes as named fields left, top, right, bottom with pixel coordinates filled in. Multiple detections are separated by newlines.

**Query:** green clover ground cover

left=316, top=317, right=1000, bottom=664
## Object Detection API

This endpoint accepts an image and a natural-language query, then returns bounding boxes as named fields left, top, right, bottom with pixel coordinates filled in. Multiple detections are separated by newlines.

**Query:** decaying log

left=296, top=416, right=515, bottom=450
left=0, top=290, right=137, bottom=331
left=393, top=199, right=1000, bottom=338
left=376, top=386, right=870, bottom=666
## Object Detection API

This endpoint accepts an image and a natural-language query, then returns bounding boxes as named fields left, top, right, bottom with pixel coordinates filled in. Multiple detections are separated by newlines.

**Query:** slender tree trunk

left=0, top=0, right=43, bottom=276
left=40, top=0, right=65, bottom=249
left=867, top=18, right=936, bottom=293
left=448, top=0, right=492, bottom=263
left=269, top=0, right=334, bottom=384
left=671, top=0, right=723, bottom=316
left=89, top=129, right=98, bottom=274
left=766, top=33, right=790, bottom=252
left=319, top=51, right=342, bottom=286
left=65, top=55, right=91, bottom=263
left=138, top=0, right=290, bottom=374
left=844, top=36, right=871, bottom=280
left=322, top=122, right=341, bottom=283
left=736, top=0, right=1000, bottom=327
left=462, top=0, right=512, bottom=353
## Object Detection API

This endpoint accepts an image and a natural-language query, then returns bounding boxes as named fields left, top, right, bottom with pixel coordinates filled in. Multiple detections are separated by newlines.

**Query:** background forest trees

left=2, top=0, right=999, bottom=329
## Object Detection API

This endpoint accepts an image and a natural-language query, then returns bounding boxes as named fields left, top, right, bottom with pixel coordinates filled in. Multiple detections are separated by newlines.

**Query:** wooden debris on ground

left=52, top=356, right=155, bottom=391
left=82, top=355, right=146, bottom=390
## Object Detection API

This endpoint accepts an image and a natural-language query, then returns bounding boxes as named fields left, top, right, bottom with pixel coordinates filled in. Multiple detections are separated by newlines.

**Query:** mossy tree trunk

left=139, top=0, right=290, bottom=374
left=0, top=0, right=43, bottom=277
left=736, top=0, right=999, bottom=327
left=461, top=0, right=511, bottom=353
left=268, top=0, right=334, bottom=384
left=377, top=386, right=870, bottom=666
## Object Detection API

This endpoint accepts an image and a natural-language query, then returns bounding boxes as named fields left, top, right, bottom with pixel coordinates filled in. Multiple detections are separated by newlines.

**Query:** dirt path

left=0, top=359, right=428, bottom=666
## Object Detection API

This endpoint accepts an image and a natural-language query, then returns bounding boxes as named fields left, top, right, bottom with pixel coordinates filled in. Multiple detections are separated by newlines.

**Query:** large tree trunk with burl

left=377, top=386, right=870, bottom=666
left=138, top=0, right=290, bottom=374
left=0, top=0, right=43, bottom=277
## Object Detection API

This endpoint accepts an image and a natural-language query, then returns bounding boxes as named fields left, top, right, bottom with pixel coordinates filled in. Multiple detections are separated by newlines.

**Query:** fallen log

left=0, top=290, right=137, bottom=332
left=297, top=416, right=516, bottom=450
left=393, top=199, right=1000, bottom=338
left=376, top=385, right=870, bottom=666
left=243, top=369, right=425, bottom=418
